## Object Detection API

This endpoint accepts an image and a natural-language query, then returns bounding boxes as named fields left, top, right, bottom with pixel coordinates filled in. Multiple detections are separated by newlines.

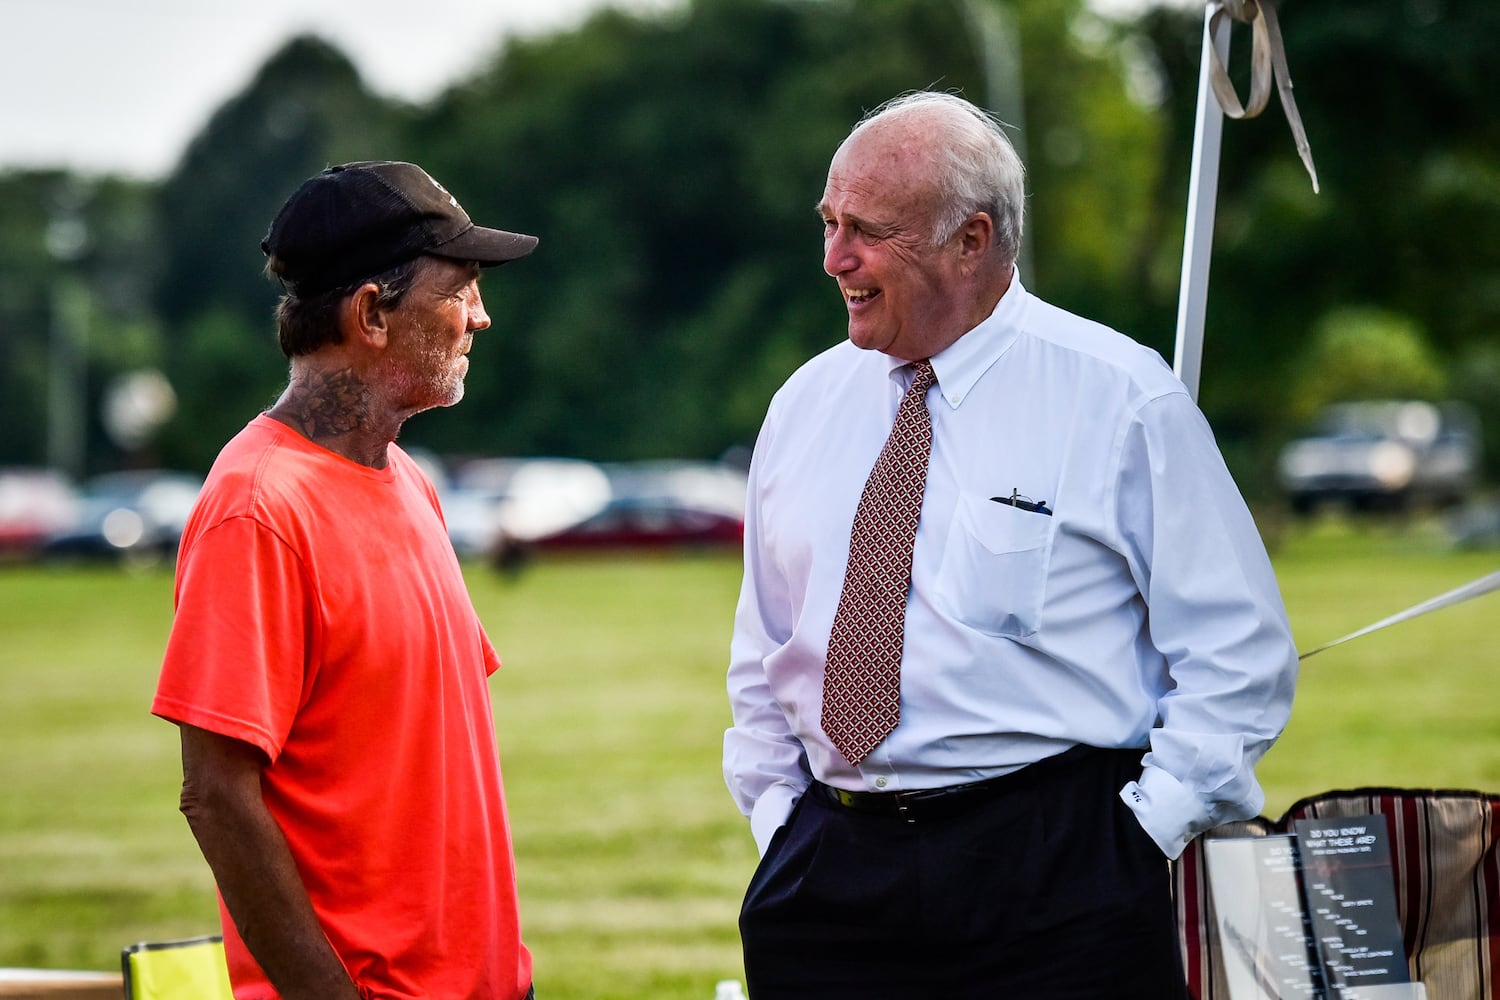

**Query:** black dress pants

left=738, top=748, right=1188, bottom=999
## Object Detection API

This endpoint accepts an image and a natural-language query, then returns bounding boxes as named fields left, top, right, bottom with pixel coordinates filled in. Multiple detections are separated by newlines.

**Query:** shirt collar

left=923, top=266, right=1027, bottom=409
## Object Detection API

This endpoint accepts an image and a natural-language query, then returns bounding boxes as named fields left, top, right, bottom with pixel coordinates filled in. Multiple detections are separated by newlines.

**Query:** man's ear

left=956, top=212, right=995, bottom=276
left=338, top=283, right=389, bottom=349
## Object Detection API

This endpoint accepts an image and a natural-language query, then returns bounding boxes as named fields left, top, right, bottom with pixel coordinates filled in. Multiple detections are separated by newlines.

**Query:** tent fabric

left=1174, top=787, right=1500, bottom=999
left=120, top=936, right=233, bottom=1000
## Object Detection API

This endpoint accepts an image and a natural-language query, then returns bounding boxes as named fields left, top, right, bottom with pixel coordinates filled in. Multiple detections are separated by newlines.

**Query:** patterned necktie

left=821, top=359, right=937, bottom=766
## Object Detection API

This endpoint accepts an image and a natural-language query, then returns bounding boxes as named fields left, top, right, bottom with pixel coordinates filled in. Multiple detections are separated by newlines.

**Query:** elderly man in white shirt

left=723, top=90, right=1298, bottom=999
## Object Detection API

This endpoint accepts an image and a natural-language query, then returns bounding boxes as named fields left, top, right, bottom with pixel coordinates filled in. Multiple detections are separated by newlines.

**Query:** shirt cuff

left=749, top=782, right=802, bottom=857
left=1119, top=764, right=1206, bottom=861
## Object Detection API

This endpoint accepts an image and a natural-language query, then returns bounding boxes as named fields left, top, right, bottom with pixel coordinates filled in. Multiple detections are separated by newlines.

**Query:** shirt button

left=874, top=776, right=889, bottom=789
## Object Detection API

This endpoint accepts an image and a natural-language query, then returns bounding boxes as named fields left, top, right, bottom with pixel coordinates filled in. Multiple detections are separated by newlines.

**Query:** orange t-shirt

left=153, top=415, right=531, bottom=1000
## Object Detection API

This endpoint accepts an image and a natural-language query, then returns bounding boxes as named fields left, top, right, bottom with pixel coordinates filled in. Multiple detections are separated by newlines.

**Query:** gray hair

left=850, top=91, right=1026, bottom=263
left=268, top=255, right=430, bottom=358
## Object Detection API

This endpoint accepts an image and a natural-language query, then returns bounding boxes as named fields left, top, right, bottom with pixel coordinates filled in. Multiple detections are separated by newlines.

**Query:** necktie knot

left=908, top=359, right=936, bottom=396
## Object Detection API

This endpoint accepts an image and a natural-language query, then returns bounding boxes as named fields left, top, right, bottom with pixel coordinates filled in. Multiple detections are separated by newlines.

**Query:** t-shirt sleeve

left=477, top=622, right=502, bottom=677
left=152, top=515, right=311, bottom=762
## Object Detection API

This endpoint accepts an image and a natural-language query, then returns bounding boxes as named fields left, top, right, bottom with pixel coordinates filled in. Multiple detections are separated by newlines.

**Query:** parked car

left=529, top=496, right=744, bottom=552
left=521, top=461, right=747, bottom=555
left=42, top=469, right=203, bottom=565
left=1277, top=400, right=1480, bottom=514
left=442, top=456, right=611, bottom=559
left=0, top=467, right=80, bottom=560
left=1449, top=497, right=1500, bottom=550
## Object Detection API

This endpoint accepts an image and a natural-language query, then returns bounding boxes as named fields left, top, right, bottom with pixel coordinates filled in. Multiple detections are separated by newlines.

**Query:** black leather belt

left=812, top=744, right=1100, bottom=823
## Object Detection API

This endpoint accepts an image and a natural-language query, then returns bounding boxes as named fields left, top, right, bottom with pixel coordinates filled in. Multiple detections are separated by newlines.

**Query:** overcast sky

left=0, top=0, right=680, bottom=179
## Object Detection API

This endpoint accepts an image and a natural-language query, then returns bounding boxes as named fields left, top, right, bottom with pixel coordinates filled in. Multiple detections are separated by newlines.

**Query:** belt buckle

left=894, top=790, right=917, bottom=823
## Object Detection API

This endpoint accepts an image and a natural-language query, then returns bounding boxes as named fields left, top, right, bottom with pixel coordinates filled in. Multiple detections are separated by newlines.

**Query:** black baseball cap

left=261, top=160, right=539, bottom=296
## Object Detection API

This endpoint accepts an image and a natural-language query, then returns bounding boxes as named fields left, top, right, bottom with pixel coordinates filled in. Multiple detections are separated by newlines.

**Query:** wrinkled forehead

left=838, top=115, right=936, bottom=171
left=824, top=123, right=942, bottom=215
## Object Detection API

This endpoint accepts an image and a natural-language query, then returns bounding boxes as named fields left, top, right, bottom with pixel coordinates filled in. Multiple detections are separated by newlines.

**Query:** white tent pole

left=1173, top=5, right=1232, bottom=403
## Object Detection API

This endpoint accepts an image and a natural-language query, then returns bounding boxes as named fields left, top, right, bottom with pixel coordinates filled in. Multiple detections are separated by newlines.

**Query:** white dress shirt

left=723, top=275, right=1298, bottom=860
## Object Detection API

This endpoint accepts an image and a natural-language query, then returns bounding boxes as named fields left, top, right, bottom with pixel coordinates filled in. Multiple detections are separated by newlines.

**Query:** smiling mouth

left=843, top=287, right=879, bottom=305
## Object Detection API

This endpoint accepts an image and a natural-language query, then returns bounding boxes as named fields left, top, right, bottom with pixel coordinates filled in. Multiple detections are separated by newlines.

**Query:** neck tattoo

left=278, top=368, right=371, bottom=442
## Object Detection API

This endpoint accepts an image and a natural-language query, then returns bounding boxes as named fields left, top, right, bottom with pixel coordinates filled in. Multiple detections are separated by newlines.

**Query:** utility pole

left=46, top=183, right=91, bottom=480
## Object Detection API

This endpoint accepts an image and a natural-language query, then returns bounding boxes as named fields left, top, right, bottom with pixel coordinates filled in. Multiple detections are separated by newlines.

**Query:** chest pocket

left=934, top=492, right=1055, bottom=638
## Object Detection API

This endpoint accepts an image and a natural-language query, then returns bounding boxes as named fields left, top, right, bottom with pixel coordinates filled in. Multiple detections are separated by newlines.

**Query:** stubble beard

left=387, top=328, right=468, bottom=414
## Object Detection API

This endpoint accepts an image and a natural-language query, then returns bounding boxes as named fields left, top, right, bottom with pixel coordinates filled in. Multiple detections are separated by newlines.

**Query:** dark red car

left=530, top=495, right=744, bottom=552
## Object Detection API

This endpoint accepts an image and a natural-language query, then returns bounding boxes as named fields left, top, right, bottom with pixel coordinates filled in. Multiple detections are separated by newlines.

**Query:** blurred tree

left=15, top=0, right=1497, bottom=489
left=1286, top=306, right=1446, bottom=426
left=0, top=171, right=72, bottom=467
left=1127, top=0, right=1500, bottom=484
left=0, top=171, right=162, bottom=472
left=152, top=36, right=415, bottom=471
left=1008, top=3, right=1164, bottom=337
left=1449, top=341, right=1500, bottom=481
left=402, top=0, right=1151, bottom=463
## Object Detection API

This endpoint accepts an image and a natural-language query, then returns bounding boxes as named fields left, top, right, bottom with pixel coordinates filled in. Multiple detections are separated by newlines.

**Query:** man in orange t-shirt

left=153, top=161, right=539, bottom=1000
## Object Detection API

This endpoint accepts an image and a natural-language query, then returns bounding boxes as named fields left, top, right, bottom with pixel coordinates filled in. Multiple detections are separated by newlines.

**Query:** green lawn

left=0, top=520, right=1495, bottom=998
left=1259, top=519, right=1500, bottom=808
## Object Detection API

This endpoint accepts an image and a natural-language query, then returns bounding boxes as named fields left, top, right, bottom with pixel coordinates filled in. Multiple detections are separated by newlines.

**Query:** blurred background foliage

left=2, top=0, right=1498, bottom=499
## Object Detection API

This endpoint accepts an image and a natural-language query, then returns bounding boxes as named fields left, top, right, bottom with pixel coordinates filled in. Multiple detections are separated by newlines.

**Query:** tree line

left=2, top=0, right=1497, bottom=500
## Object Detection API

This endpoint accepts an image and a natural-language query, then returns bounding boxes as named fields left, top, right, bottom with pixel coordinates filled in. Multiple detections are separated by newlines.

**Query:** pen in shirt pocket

left=989, top=489, right=1052, bottom=516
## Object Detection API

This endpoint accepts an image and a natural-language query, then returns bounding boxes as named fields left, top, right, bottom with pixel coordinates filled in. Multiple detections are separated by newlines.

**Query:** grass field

left=0, top=517, right=1496, bottom=998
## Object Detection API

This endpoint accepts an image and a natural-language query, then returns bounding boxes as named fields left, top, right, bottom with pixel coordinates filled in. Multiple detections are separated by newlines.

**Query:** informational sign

left=1204, top=815, right=1427, bottom=1000
left=1292, top=817, right=1409, bottom=992
left=1205, top=834, right=1326, bottom=998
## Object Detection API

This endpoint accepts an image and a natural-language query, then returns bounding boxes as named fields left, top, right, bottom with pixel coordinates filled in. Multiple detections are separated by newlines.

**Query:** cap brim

left=436, top=224, right=539, bottom=266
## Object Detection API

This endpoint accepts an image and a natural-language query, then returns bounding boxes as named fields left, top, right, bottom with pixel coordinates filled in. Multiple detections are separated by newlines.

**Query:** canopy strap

left=1299, top=570, right=1500, bottom=660
left=1207, top=0, right=1319, bottom=192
